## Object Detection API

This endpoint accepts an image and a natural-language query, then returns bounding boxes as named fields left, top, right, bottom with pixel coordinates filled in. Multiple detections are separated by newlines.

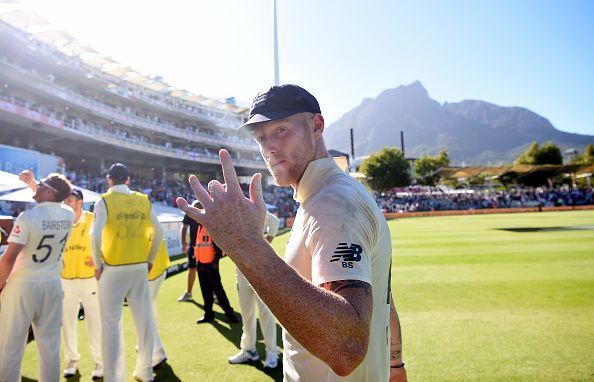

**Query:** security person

left=187, top=201, right=237, bottom=324
left=91, top=163, right=163, bottom=382
left=0, top=173, right=74, bottom=381
left=177, top=209, right=198, bottom=302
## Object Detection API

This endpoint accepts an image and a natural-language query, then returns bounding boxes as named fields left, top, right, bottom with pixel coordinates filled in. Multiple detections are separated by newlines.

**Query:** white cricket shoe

left=263, top=351, right=279, bottom=369
left=228, top=349, right=259, bottom=364
left=63, top=359, right=78, bottom=378
left=91, top=363, right=103, bottom=380
left=133, top=371, right=154, bottom=382
left=177, top=292, right=192, bottom=302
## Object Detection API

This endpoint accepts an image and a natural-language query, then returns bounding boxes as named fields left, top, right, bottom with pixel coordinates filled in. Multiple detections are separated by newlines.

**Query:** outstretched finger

left=176, top=197, right=206, bottom=224
left=188, top=175, right=213, bottom=208
left=207, top=180, right=225, bottom=199
left=219, top=149, right=242, bottom=194
left=249, top=173, right=266, bottom=212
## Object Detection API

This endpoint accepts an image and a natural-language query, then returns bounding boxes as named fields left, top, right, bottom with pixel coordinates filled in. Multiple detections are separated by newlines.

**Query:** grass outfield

left=21, top=210, right=594, bottom=381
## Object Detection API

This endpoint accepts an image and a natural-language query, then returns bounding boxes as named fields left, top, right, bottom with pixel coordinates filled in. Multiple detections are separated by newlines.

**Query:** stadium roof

left=0, top=4, right=248, bottom=116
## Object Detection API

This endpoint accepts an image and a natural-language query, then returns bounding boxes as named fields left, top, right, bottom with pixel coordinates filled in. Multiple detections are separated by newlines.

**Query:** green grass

left=20, top=210, right=594, bottom=381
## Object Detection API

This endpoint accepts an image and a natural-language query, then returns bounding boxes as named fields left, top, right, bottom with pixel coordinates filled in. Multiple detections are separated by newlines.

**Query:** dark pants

left=197, top=262, right=233, bottom=317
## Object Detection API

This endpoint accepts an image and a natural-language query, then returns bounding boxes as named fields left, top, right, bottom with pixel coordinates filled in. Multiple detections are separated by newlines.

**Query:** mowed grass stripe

left=20, top=210, right=594, bottom=381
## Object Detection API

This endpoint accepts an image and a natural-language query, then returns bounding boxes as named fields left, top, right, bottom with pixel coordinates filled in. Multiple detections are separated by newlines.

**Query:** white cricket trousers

left=148, top=273, right=166, bottom=365
left=236, top=268, right=278, bottom=355
left=61, top=277, right=102, bottom=366
left=0, top=277, right=62, bottom=382
left=98, top=264, right=154, bottom=382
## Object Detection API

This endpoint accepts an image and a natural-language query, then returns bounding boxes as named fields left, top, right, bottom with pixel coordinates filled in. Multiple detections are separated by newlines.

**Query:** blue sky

left=18, top=0, right=594, bottom=136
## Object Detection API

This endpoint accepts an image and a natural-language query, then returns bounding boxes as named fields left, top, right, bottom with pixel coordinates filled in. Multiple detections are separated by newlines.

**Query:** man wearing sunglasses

left=0, top=172, right=74, bottom=381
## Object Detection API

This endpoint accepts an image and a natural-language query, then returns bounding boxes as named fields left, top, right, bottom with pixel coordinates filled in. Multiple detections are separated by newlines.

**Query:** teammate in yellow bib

left=100, top=190, right=151, bottom=266
left=91, top=163, right=163, bottom=382
left=61, top=189, right=103, bottom=379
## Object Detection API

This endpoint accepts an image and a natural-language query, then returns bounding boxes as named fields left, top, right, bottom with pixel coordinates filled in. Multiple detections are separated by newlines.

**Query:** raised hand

left=19, top=168, right=37, bottom=190
left=176, top=149, right=267, bottom=256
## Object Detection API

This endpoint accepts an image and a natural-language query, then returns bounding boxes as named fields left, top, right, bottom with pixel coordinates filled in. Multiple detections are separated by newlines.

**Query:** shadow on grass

left=154, top=361, right=182, bottom=382
left=187, top=300, right=285, bottom=381
left=497, top=225, right=594, bottom=232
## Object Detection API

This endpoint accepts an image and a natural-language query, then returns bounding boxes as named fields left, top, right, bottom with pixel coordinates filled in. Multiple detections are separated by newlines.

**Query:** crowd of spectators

left=374, top=187, right=594, bottom=213
left=1, top=55, right=248, bottom=142
left=65, top=169, right=299, bottom=219
left=0, top=91, right=264, bottom=166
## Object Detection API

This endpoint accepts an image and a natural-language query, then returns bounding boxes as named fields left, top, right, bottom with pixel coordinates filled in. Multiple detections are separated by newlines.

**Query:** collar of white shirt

left=294, top=157, right=342, bottom=204
left=108, top=184, right=132, bottom=194
left=34, top=201, right=62, bottom=209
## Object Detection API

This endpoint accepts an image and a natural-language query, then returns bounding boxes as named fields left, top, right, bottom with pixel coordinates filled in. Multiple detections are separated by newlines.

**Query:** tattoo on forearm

left=390, top=320, right=402, bottom=361
left=321, top=280, right=371, bottom=296
left=391, top=349, right=402, bottom=361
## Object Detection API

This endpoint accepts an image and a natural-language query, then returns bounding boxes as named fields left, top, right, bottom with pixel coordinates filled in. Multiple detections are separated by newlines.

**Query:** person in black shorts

left=178, top=207, right=198, bottom=302
left=180, top=201, right=238, bottom=324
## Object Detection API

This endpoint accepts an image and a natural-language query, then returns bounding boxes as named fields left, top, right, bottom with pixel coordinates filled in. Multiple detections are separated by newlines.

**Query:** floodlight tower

left=273, top=0, right=280, bottom=85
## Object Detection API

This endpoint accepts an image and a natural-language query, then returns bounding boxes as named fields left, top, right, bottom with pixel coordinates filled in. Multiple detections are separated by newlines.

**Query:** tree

left=515, top=141, right=562, bottom=165
left=581, top=144, right=594, bottom=165
left=414, top=150, right=450, bottom=186
left=360, top=147, right=410, bottom=191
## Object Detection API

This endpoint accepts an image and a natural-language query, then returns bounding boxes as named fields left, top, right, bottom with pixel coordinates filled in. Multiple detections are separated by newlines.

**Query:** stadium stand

left=0, top=6, right=265, bottom=186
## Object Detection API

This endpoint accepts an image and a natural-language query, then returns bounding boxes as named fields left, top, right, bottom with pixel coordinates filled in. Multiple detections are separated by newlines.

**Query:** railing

left=0, top=59, right=258, bottom=152
left=0, top=98, right=266, bottom=169
left=0, top=22, right=247, bottom=132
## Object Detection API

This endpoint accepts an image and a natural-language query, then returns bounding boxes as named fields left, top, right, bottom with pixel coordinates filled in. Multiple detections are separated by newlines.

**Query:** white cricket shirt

left=7, top=202, right=74, bottom=280
left=282, top=157, right=392, bottom=382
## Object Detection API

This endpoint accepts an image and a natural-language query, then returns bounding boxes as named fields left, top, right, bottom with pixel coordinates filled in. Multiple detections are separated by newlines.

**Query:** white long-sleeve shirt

left=90, top=184, right=163, bottom=269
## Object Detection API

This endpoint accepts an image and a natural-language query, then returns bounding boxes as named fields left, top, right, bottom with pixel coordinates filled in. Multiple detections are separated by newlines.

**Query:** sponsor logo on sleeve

left=12, top=225, right=21, bottom=235
left=331, top=242, right=363, bottom=268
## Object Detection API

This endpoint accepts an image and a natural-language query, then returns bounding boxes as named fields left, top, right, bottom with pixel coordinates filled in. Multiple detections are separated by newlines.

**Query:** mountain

left=324, top=81, right=594, bottom=165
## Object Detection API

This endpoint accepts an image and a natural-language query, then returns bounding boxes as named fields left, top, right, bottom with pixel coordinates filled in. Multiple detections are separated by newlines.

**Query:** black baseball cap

left=106, top=163, right=129, bottom=180
left=70, top=188, right=84, bottom=201
left=238, top=84, right=321, bottom=134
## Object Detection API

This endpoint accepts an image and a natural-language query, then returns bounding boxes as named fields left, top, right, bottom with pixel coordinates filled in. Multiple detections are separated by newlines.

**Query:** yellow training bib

left=101, top=191, right=151, bottom=266
left=61, top=211, right=94, bottom=279
left=148, top=239, right=171, bottom=281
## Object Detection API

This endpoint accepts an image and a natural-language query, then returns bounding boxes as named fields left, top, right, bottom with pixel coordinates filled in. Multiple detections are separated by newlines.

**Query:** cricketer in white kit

left=0, top=174, right=74, bottom=382
left=229, top=211, right=280, bottom=368
left=91, top=163, right=163, bottom=382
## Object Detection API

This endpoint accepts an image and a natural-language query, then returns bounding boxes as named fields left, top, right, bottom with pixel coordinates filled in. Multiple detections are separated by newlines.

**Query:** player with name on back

left=18, top=170, right=104, bottom=380
left=0, top=173, right=74, bottom=382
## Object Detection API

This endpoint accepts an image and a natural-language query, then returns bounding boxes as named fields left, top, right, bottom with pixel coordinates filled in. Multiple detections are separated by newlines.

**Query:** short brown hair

left=43, top=173, right=72, bottom=202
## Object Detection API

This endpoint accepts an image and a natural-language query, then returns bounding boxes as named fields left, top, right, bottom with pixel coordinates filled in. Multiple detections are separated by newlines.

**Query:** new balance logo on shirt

left=331, top=243, right=363, bottom=268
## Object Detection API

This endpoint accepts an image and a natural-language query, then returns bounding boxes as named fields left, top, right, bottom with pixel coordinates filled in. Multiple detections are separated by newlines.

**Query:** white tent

left=0, top=186, right=101, bottom=203
left=0, top=170, right=27, bottom=187
left=0, top=171, right=28, bottom=194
